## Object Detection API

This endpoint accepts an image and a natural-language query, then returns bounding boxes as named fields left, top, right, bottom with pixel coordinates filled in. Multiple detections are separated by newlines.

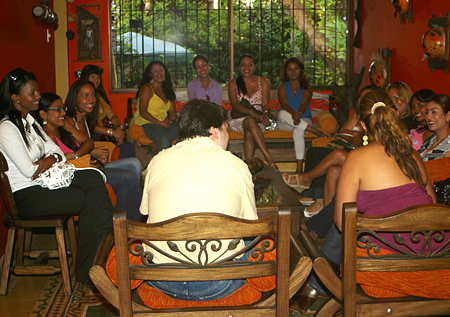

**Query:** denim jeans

left=105, top=157, right=142, bottom=184
left=308, top=223, right=342, bottom=295
left=104, top=168, right=143, bottom=222
left=145, top=240, right=251, bottom=301
left=141, top=122, right=178, bottom=153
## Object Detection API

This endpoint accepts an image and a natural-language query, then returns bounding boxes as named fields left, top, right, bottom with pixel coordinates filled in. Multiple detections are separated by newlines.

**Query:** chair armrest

left=92, top=234, right=114, bottom=268
left=298, top=230, right=343, bottom=300
left=298, top=230, right=323, bottom=262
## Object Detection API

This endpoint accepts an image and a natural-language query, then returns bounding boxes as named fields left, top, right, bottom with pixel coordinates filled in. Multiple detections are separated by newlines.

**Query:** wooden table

left=254, top=168, right=305, bottom=235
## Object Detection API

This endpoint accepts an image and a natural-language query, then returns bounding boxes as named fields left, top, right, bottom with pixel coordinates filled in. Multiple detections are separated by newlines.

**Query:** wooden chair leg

left=55, top=227, right=71, bottom=295
left=15, top=228, right=25, bottom=266
left=0, top=228, right=16, bottom=295
left=24, top=229, right=32, bottom=253
left=67, top=217, right=77, bottom=269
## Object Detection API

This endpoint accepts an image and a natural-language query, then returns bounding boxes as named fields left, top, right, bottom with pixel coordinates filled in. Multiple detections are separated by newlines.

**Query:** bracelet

left=52, top=153, right=60, bottom=163
left=74, top=152, right=79, bottom=160
left=107, top=128, right=113, bottom=135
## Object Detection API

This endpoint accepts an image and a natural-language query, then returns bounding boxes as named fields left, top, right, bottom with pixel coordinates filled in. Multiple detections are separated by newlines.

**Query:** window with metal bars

left=110, top=0, right=349, bottom=91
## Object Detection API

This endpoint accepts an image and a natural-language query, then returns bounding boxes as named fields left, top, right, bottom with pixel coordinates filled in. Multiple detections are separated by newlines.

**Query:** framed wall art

left=76, top=4, right=101, bottom=61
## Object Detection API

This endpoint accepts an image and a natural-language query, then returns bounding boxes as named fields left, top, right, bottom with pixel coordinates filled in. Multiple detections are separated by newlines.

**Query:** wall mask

left=422, top=27, right=446, bottom=59
left=368, top=53, right=389, bottom=89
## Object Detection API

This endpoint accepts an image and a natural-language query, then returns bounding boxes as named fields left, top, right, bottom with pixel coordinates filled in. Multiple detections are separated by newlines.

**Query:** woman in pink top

left=36, top=93, right=143, bottom=222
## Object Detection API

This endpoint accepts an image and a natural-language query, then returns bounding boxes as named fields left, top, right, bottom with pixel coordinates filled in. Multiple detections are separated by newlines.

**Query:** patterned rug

left=29, top=275, right=328, bottom=317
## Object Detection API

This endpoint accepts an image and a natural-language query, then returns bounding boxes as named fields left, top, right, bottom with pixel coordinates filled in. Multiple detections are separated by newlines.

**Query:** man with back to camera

left=139, top=99, right=258, bottom=301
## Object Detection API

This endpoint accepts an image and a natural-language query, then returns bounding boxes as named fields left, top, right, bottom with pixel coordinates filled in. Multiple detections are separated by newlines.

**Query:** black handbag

left=433, top=178, right=450, bottom=205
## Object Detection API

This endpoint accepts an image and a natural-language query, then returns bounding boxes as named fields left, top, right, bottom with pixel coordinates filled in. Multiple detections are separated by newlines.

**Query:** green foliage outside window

left=110, top=0, right=348, bottom=90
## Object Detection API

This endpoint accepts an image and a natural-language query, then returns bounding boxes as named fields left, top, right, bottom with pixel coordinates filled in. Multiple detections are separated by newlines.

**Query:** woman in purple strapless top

left=306, top=90, right=438, bottom=298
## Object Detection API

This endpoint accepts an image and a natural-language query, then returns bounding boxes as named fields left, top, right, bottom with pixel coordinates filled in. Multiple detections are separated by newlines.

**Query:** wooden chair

left=90, top=206, right=312, bottom=316
left=0, top=152, right=77, bottom=295
left=299, top=203, right=450, bottom=317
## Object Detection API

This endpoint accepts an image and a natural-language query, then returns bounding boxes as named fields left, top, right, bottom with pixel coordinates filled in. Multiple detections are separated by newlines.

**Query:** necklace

left=428, top=130, right=450, bottom=153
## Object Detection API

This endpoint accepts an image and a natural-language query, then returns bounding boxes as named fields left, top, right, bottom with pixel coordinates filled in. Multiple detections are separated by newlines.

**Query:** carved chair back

left=113, top=207, right=292, bottom=317
left=342, top=202, right=450, bottom=316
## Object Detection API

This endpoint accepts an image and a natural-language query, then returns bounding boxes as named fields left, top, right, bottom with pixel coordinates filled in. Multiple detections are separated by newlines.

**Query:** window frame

left=108, top=0, right=352, bottom=95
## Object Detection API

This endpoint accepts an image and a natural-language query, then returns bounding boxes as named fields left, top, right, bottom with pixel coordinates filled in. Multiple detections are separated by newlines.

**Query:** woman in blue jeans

left=37, top=92, right=143, bottom=222
left=133, top=61, right=178, bottom=153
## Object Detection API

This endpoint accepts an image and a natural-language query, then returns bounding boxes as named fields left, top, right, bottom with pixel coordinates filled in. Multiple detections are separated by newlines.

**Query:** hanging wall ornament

left=422, top=27, right=446, bottom=59
left=422, top=13, right=449, bottom=73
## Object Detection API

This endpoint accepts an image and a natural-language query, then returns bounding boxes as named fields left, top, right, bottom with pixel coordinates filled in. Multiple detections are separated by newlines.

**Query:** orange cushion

left=424, top=157, right=450, bottom=185
left=105, top=240, right=277, bottom=307
left=106, top=243, right=144, bottom=290
left=105, top=183, right=117, bottom=208
left=355, top=246, right=450, bottom=299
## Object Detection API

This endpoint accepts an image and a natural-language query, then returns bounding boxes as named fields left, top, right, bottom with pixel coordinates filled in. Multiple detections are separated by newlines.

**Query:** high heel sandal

left=282, top=173, right=310, bottom=193
left=294, top=282, right=319, bottom=313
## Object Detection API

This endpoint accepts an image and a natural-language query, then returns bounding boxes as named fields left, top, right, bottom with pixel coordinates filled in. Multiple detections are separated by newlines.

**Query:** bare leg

left=284, top=149, right=348, bottom=186
left=243, top=130, right=255, bottom=159
left=295, top=159, right=303, bottom=174
left=323, top=166, right=341, bottom=206
left=243, top=117, right=276, bottom=166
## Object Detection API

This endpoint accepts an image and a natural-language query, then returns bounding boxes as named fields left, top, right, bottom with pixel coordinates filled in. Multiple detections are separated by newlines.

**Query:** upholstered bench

left=126, top=91, right=336, bottom=162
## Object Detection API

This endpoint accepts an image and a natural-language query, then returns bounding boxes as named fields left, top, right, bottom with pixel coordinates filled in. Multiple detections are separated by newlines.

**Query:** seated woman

left=283, top=85, right=375, bottom=218
left=37, top=93, right=142, bottom=222
left=228, top=54, right=278, bottom=172
left=306, top=90, right=437, bottom=299
left=187, top=55, right=222, bottom=106
left=277, top=57, right=326, bottom=174
left=409, top=89, right=435, bottom=150
left=0, top=68, right=113, bottom=283
left=63, top=79, right=142, bottom=182
left=79, top=65, right=136, bottom=158
left=133, top=61, right=178, bottom=153
left=386, top=81, right=415, bottom=131
left=418, top=94, right=450, bottom=161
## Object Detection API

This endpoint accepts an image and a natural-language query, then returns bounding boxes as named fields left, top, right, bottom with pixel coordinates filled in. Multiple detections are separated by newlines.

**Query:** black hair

left=429, top=94, right=450, bottom=114
left=0, top=68, right=45, bottom=147
left=236, top=53, right=256, bottom=96
left=410, top=89, right=436, bottom=106
left=80, top=64, right=111, bottom=105
left=136, top=61, right=176, bottom=101
left=192, top=55, right=209, bottom=69
left=64, top=79, right=98, bottom=133
left=36, top=93, right=78, bottom=152
left=178, top=99, right=228, bottom=141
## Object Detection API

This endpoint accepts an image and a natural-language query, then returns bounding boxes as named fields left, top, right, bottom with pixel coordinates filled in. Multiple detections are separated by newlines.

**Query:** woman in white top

left=0, top=68, right=113, bottom=283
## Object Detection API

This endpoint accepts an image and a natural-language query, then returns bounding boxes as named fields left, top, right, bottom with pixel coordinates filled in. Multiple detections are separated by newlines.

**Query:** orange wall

left=352, top=0, right=450, bottom=94
left=0, top=0, right=56, bottom=257
left=67, top=0, right=130, bottom=121
left=0, top=0, right=56, bottom=94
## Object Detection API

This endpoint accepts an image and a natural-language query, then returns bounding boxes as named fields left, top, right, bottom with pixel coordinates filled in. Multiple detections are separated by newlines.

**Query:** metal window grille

left=110, top=0, right=349, bottom=90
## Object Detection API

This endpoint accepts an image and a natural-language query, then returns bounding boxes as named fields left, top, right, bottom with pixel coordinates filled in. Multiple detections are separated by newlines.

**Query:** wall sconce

left=32, top=1, right=58, bottom=27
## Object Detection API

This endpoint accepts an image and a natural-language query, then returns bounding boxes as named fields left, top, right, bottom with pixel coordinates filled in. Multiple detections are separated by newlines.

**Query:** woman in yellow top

left=134, top=61, right=178, bottom=153
left=80, top=65, right=136, bottom=158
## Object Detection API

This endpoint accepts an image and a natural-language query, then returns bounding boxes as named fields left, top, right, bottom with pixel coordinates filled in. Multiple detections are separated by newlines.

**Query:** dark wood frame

left=90, top=206, right=312, bottom=316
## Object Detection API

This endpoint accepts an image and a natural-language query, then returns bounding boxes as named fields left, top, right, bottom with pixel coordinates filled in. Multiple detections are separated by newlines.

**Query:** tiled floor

left=0, top=231, right=63, bottom=317
left=0, top=274, right=50, bottom=317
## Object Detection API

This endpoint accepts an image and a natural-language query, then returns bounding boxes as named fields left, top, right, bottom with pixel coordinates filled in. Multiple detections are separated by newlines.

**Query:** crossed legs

left=242, top=117, right=278, bottom=171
